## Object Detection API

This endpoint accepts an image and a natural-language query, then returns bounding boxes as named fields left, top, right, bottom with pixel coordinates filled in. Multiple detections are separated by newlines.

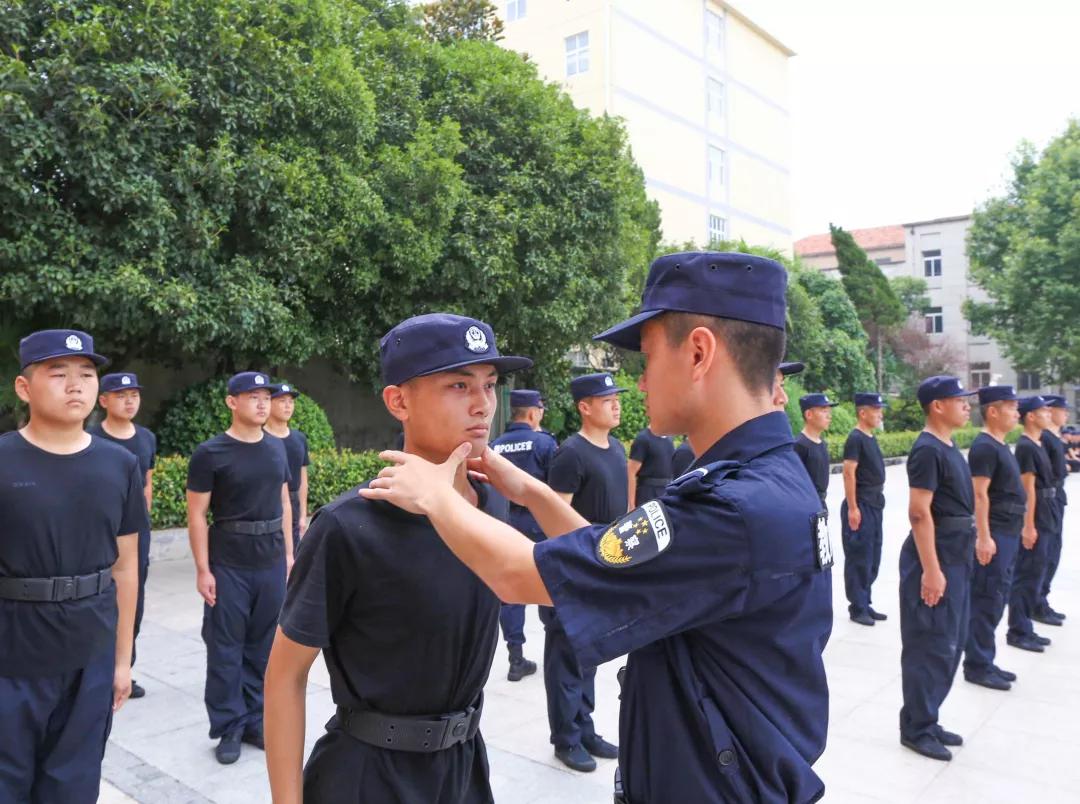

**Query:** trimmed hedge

left=825, top=426, right=1020, bottom=463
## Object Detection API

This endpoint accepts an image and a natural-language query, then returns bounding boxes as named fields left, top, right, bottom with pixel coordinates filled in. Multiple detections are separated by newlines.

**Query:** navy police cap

left=100, top=372, right=142, bottom=393
left=510, top=389, right=544, bottom=408
left=977, top=385, right=1018, bottom=405
left=1045, top=394, right=1070, bottom=410
left=19, top=329, right=108, bottom=370
left=571, top=372, right=628, bottom=402
left=228, top=371, right=272, bottom=395
left=854, top=392, right=886, bottom=408
left=1018, top=395, right=1049, bottom=417
left=593, top=251, right=787, bottom=351
left=270, top=383, right=300, bottom=399
left=779, top=361, right=805, bottom=377
left=917, top=375, right=976, bottom=407
left=380, top=313, right=532, bottom=387
left=799, top=393, right=839, bottom=412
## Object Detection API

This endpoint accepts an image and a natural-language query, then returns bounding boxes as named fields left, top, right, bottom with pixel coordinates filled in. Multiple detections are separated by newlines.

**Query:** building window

left=506, top=0, right=526, bottom=22
left=1017, top=371, right=1041, bottom=391
left=706, top=78, right=725, bottom=126
left=706, top=10, right=725, bottom=62
left=923, top=249, right=942, bottom=277
left=970, top=362, right=991, bottom=389
left=565, top=31, right=589, bottom=76
left=708, top=214, right=728, bottom=244
left=924, top=306, right=943, bottom=334
left=707, top=146, right=725, bottom=196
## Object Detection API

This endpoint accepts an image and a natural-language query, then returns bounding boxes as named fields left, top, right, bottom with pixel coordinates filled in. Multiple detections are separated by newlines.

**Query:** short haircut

left=660, top=313, right=784, bottom=395
left=510, top=406, right=530, bottom=421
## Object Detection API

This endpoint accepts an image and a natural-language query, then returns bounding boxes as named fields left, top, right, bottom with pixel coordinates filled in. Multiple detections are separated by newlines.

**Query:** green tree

left=890, top=276, right=931, bottom=316
left=966, top=120, right=1080, bottom=388
left=421, top=0, right=504, bottom=43
left=830, top=224, right=906, bottom=391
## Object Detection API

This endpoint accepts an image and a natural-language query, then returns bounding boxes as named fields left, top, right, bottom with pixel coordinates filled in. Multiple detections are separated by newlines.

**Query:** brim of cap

left=779, top=362, right=805, bottom=376
left=24, top=350, right=110, bottom=370
left=271, top=390, right=301, bottom=398
left=592, top=309, right=665, bottom=351
left=574, top=387, right=629, bottom=401
left=104, top=384, right=143, bottom=392
left=230, top=385, right=274, bottom=395
left=800, top=402, right=840, bottom=411
left=403, top=355, right=534, bottom=385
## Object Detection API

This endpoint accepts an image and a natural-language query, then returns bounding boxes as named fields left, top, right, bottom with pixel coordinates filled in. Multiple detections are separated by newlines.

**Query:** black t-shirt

left=1016, top=434, right=1058, bottom=529
left=793, top=434, right=830, bottom=503
left=1041, top=430, right=1067, bottom=489
left=548, top=433, right=628, bottom=524
left=671, top=440, right=695, bottom=478
left=0, top=432, right=149, bottom=676
left=907, top=431, right=974, bottom=519
left=279, top=480, right=508, bottom=716
left=843, top=429, right=886, bottom=507
left=967, top=432, right=1025, bottom=531
left=629, top=429, right=675, bottom=482
left=187, top=433, right=291, bottom=567
left=87, top=422, right=157, bottom=478
left=267, top=428, right=310, bottom=494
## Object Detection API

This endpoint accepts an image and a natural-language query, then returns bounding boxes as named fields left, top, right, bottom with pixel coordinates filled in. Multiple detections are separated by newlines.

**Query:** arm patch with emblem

left=596, top=500, right=673, bottom=569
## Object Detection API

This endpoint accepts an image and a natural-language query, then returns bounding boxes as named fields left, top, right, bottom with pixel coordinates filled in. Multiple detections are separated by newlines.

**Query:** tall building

left=795, top=216, right=1072, bottom=405
left=499, top=0, right=795, bottom=251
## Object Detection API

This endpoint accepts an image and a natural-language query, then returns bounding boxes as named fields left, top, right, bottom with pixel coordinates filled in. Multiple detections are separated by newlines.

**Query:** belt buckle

left=53, top=577, right=75, bottom=601
left=440, top=708, right=472, bottom=749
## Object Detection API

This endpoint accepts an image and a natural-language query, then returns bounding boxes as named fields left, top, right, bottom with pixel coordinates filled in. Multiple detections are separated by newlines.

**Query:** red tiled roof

left=795, top=225, right=905, bottom=257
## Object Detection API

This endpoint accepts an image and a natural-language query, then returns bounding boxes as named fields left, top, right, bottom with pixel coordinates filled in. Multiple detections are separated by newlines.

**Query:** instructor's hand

left=921, top=567, right=947, bottom=607
left=360, top=443, right=470, bottom=515
left=466, top=447, right=534, bottom=505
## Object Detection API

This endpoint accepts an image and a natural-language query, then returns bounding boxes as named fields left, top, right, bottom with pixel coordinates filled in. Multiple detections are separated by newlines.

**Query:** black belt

left=1038, top=488, right=1057, bottom=499
left=857, top=484, right=884, bottom=497
left=0, top=568, right=112, bottom=602
left=998, top=502, right=1027, bottom=515
left=336, top=695, right=483, bottom=753
left=637, top=476, right=670, bottom=484
left=215, top=517, right=283, bottom=535
left=934, top=515, right=974, bottom=532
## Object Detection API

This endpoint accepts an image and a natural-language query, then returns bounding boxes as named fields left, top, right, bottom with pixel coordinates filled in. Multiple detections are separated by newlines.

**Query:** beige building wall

left=500, top=0, right=794, bottom=251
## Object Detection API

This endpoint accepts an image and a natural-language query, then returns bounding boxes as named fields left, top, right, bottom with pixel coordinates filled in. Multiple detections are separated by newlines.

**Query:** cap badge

left=465, top=326, right=489, bottom=354
left=605, top=376, right=614, bottom=387
left=121, top=376, right=132, bottom=386
left=65, top=334, right=83, bottom=350
left=254, top=375, right=265, bottom=385
left=282, top=385, right=290, bottom=392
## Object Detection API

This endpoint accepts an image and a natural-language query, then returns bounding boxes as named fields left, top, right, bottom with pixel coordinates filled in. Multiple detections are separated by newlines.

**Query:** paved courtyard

left=101, top=463, right=1079, bottom=803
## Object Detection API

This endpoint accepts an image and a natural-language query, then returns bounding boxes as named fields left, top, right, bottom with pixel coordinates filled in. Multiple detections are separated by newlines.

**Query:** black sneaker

left=554, top=744, right=597, bottom=773
left=868, top=608, right=888, bottom=621
left=1032, top=632, right=1052, bottom=646
left=850, top=611, right=875, bottom=626
left=934, top=728, right=963, bottom=747
left=507, top=655, right=537, bottom=682
left=1046, top=606, right=1066, bottom=620
left=129, top=680, right=146, bottom=699
left=582, top=734, right=619, bottom=759
left=242, top=723, right=265, bottom=751
left=1006, top=633, right=1045, bottom=653
left=215, top=731, right=242, bottom=764
left=900, top=734, right=952, bottom=761
left=992, top=665, right=1018, bottom=682
left=1033, top=611, right=1064, bottom=627
left=964, top=671, right=1010, bottom=691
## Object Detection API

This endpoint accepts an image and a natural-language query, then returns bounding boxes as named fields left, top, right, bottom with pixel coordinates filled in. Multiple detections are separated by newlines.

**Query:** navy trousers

left=202, top=561, right=286, bottom=738
left=962, top=531, right=1020, bottom=676
left=539, top=607, right=597, bottom=749
left=0, top=648, right=114, bottom=804
left=841, top=500, right=884, bottom=617
left=1007, top=516, right=1054, bottom=639
left=131, top=529, right=151, bottom=668
left=499, top=604, right=527, bottom=648
left=898, top=537, right=971, bottom=742
left=1036, top=497, right=1065, bottom=614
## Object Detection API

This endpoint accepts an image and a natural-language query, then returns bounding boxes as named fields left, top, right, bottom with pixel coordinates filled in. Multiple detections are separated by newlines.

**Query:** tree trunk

left=876, top=333, right=884, bottom=392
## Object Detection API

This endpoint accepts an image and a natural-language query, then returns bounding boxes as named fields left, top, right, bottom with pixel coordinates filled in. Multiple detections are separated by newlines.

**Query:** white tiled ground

left=101, top=466, right=1079, bottom=803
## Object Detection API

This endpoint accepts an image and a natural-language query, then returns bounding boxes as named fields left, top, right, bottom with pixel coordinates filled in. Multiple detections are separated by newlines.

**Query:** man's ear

left=382, top=384, right=408, bottom=423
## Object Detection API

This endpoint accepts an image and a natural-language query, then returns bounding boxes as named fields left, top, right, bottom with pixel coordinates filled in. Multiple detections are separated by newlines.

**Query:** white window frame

left=1017, top=371, right=1041, bottom=391
left=924, top=306, right=943, bottom=334
left=706, top=77, right=725, bottom=127
left=705, top=10, right=725, bottom=62
left=506, top=0, right=526, bottom=22
left=707, top=146, right=726, bottom=197
left=708, top=214, right=728, bottom=245
left=565, top=31, right=589, bottom=77
left=923, top=249, right=942, bottom=277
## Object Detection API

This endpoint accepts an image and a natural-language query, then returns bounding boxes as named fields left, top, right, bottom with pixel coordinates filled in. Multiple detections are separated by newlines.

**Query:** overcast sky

left=732, top=0, right=1080, bottom=238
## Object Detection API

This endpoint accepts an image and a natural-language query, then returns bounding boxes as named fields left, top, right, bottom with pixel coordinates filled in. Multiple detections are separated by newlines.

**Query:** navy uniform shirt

left=629, top=428, right=675, bottom=482
left=967, top=432, right=1025, bottom=532
left=671, top=440, right=695, bottom=478
left=534, top=413, right=832, bottom=803
left=1041, top=430, right=1068, bottom=504
left=268, top=428, right=310, bottom=494
left=907, top=431, right=975, bottom=564
left=1016, top=434, right=1057, bottom=529
left=0, top=432, right=149, bottom=676
left=490, top=422, right=556, bottom=540
left=87, top=422, right=157, bottom=479
left=842, top=429, right=886, bottom=507
left=187, top=433, right=291, bottom=568
left=279, top=480, right=508, bottom=797
left=793, top=434, right=830, bottom=504
left=548, top=433, right=628, bottom=524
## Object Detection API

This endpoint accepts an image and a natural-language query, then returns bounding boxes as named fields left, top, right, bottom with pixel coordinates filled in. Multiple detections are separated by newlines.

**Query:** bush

left=158, top=378, right=335, bottom=456
left=611, top=371, right=648, bottom=443
left=151, top=455, right=191, bottom=529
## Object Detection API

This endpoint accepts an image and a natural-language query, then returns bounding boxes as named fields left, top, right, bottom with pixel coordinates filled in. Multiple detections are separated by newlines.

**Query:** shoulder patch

left=596, top=500, right=673, bottom=569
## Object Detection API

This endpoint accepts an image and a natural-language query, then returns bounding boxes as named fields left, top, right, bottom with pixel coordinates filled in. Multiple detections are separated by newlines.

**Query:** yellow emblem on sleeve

left=598, top=528, right=632, bottom=565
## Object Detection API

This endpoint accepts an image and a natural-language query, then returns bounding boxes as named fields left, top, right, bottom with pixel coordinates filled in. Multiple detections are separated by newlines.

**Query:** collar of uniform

left=505, top=422, right=532, bottom=432
left=692, top=411, right=794, bottom=469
